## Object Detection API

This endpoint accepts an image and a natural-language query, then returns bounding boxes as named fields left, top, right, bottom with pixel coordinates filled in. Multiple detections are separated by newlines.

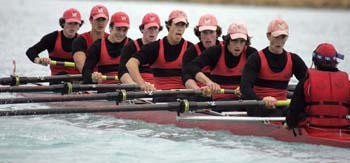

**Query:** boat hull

left=14, top=93, right=350, bottom=148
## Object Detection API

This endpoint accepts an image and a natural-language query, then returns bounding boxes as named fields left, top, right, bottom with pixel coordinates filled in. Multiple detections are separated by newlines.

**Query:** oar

left=50, top=60, right=75, bottom=68
left=0, top=89, right=204, bottom=104
left=0, top=99, right=290, bottom=116
left=0, top=74, right=119, bottom=86
left=0, top=83, right=140, bottom=94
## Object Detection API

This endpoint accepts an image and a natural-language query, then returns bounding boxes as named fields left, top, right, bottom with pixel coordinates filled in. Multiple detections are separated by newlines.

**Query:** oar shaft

left=0, top=103, right=179, bottom=116
left=0, top=89, right=203, bottom=104
left=0, top=74, right=82, bottom=86
left=0, top=84, right=140, bottom=93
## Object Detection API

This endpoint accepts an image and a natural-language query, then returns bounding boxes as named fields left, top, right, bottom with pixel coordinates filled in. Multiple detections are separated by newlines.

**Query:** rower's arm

left=120, top=73, right=136, bottom=84
left=126, top=58, right=145, bottom=86
left=73, top=52, right=86, bottom=72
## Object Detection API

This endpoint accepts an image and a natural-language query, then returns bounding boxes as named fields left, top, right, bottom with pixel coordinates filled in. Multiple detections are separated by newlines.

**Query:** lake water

left=0, top=0, right=349, bottom=162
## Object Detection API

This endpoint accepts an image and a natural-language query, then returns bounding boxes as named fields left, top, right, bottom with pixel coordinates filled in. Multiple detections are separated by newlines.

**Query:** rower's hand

left=140, top=81, right=156, bottom=92
left=234, top=86, right=241, bottom=97
left=34, top=57, right=51, bottom=66
left=202, top=81, right=221, bottom=96
left=262, top=96, right=278, bottom=109
left=91, top=72, right=103, bottom=83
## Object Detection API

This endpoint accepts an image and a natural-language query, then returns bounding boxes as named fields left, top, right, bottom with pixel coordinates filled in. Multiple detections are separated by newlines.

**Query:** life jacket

left=133, top=40, right=154, bottom=84
left=97, top=38, right=129, bottom=84
left=299, top=69, right=350, bottom=128
left=150, top=39, right=188, bottom=90
left=210, top=45, right=247, bottom=100
left=253, top=50, right=292, bottom=100
left=80, top=32, right=109, bottom=51
left=49, top=30, right=80, bottom=75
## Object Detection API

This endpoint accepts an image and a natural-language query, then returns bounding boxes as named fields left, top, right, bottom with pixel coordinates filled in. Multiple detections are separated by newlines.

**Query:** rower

left=184, top=21, right=257, bottom=100
left=240, top=18, right=307, bottom=116
left=26, top=8, right=83, bottom=76
left=286, top=43, right=349, bottom=129
left=118, top=12, right=163, bottom=85
left=182, top=14, right=222, bottom=91
left=72, top=4, right=109, bottom=72
left=126, top=9, right=193, bottom=92
left=82, top=11, right=133, bottom=84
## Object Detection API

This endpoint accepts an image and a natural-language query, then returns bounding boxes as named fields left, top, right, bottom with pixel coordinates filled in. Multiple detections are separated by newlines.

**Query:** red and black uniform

left=240, top=47, right=307, bottom=100
left=72, top=31, right=109, bottom=56
left=26, top=30, right=79, bottom=75
left=150, top=38, right=188, bottom=89
left=119, top=38, right=154, bottom=83
left=181, top=41, right=221, bottom=87
left=82, top=37, right=132, bottom=84
left=287, top=68, right=350, bottom=128
left=132, top=36, right=193, bottom=90
left=253, top=50, right=293, bottom=100
left=184, top=44, right=257, bottom=100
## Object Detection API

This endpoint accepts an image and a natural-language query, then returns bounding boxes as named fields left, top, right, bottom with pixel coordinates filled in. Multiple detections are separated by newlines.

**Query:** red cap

left=267, top=18, right=289, bottom=37
left=227, top=21, right=248, bottom=40
left=168, top=10, right=187, bottom=24
left=62, top=8, right=82, bottom=24
left=142, top=12, right=161, bottom=29
left=313, top=43, right=344, bottom=60
left=90, top=4, right=109, bottom=20
left=198, top=14, right=218, bottom=32
left=111, top=12, right=130, bottom=27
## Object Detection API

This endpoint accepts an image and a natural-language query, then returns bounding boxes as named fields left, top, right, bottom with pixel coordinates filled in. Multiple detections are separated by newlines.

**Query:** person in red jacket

left=82, top=11, right=132, bottom=84
left=126, top=9, right=193, bottom=91
left=118, top=12, right=163, bottom=84
left=26, top=8, right=83, bottom=75
left=240, top=18, right=307, bottom=116
left=184, top=21, right=257, bottom=100
left=72, top=4, right=109, bottom=72
left=182, top=13, right=222, bottom=90
left=286, top=43, right=349, bottom=129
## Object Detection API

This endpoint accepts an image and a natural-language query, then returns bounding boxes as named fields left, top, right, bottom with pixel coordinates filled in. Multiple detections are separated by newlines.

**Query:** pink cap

left=198, top=14, right=218, bottom=32
left=90, top=4, right=109, bottom=20
left=142, top=12, right=161, bottom=29
left=110, top=12, right=130, bottom=27
left=313, top=43, right=344, bottom=60
left=267, top=18, right=289, bottom=37
left=227, top=22, right=248, bottom=40
left=168, top=10, right=187, bottom=24
left=62, top=8, right=82, bottom=24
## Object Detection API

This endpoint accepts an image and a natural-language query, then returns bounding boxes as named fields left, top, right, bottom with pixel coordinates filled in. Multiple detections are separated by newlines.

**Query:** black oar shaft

left=0, top=89, right=203, bottom=104
left=0, top=75, right=82, bottom=86
left=0, top=103, right=179, bottom=116
left=0, top=84, right=139, bottom=93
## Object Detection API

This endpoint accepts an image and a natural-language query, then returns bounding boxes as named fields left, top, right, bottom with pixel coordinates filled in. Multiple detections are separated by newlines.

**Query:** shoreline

left=146, top=0, right=350, bottom=9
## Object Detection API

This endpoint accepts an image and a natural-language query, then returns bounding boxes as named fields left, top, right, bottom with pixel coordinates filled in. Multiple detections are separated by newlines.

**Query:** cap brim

left=114, top=23, right=130, bottom=28
left=271, top=30, right=288, bottom=37
left=144, top=22, right=160, bottom=29
left=65, top=18, right=81, bottom=24
left=92, top=14, right=108, bottom=20
left=172, top=17, right=187, bottom=24
left=198, top=26, right=217, bottom=32
left=336, top=53, right=345, bottom=60
left=230, top=33, right=247, bottom=40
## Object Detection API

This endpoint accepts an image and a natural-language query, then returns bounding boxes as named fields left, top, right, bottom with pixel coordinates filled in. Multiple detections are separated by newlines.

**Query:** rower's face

left=200, top=30, right=217, bottom=48
left=142, top=26, right=160, bottom=43
left=91, top=17, right=108, bottom=33
left=168, top=21, right=187, bottom=43
left=110, top=26, right=128, bottom=43
left=227, top=38, right=246, bottom=56
left=63, top=22, right=80, bottom=38
left=267, top=34, right=288, bottom=54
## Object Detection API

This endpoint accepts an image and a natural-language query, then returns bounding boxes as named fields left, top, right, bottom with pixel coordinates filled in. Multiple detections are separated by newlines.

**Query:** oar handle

left=102, top=75, right=119, bottom=81
left=219, top=89, right=238, bottom=95
left=50, top=60, right=76, bottom=68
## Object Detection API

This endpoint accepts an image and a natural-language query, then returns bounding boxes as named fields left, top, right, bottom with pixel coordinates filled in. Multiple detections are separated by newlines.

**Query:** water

left=0, top=0, right=349, bottom=162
